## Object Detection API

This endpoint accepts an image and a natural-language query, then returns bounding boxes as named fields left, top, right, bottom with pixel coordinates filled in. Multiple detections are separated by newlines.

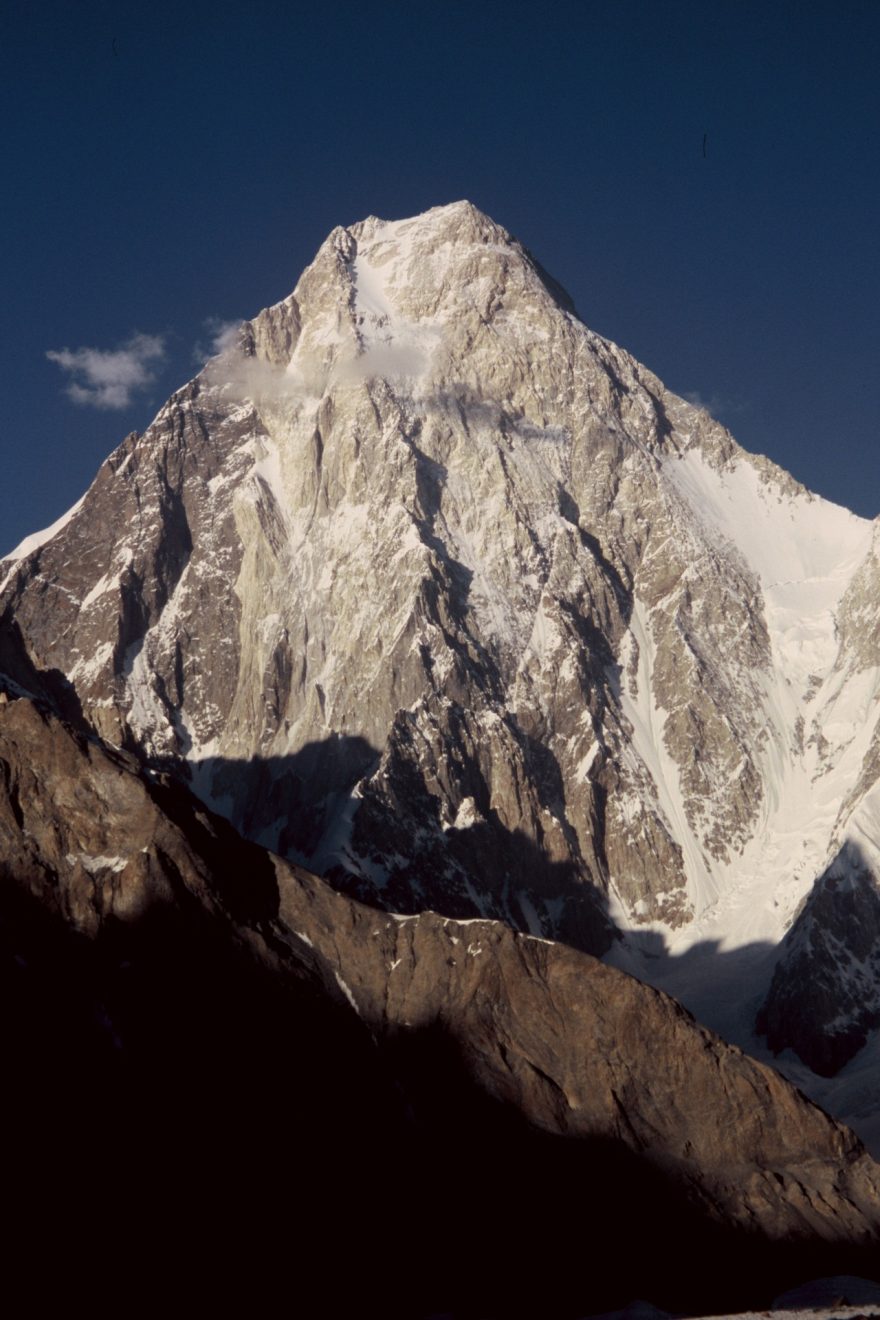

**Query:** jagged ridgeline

left=4, top=202, right=880, bottom=1122
left=1, top=679, right=879, bottom=1314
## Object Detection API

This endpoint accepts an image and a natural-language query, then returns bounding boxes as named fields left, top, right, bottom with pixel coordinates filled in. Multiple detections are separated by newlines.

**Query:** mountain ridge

left=4, top=201, right=880, bottom=1143
left=2, top=670, right=878, bottom=1314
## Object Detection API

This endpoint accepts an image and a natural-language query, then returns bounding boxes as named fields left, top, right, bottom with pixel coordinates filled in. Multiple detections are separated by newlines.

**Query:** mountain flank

left=2, top=673, right=879, bottom=1314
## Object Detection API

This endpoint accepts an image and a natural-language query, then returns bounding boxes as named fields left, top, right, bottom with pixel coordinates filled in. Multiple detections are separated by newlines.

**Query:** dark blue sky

left=3, top=0, right=879, bottom=552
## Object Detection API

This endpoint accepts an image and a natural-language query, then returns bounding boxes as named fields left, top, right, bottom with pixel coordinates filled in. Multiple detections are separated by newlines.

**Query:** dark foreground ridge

left=2, top=675, right=879, bottom=1317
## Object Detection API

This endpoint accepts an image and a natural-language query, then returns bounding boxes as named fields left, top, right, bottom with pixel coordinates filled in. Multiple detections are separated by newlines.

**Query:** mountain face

left=3, top=675, right=879, bottom=1316
left=4, top=201, right=880, bottom=1111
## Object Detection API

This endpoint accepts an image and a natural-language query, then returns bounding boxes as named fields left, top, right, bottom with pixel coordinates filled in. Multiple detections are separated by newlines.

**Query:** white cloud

left=194, top=317, right=243, bottom=364
left=208, top=318, right=242, bottom=354
left=333, top=339, right=429, bottom=384
left=201, top=334, right=431, bottom=409
left=46, top=333, right=166, bottom=410
left=682, top=390, right=747, bottom=420
left=683, top=390, right=724, bottom=415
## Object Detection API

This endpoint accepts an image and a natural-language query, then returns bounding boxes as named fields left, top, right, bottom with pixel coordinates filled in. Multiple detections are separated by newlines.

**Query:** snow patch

left=333, top=971, right=360, bottom=1015
left=65, top=853, right=128, bottom=875
left=451, top=796, right=480, bottom=830
left=81, top=570, right=122, bottom=610
left=664, top=450, right=871, bottom=597
left=1, top=494, right=86, bottom=590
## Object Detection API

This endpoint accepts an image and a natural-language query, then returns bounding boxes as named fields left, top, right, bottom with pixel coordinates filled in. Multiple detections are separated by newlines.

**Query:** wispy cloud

left=333, top=339, right=429, bottom=384
left=682, top=390, right=747, bottom=420
left=202, top=334, right=432, bottom=406
left=46, top=332, right=165, bottom=409
left=194, top=317, right=243, bottom=364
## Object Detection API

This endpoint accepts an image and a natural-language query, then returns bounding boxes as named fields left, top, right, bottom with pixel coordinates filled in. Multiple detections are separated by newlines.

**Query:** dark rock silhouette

left=2, top=683, right=879, bottom=1315
left=759, top=839, right=880, bottom=1074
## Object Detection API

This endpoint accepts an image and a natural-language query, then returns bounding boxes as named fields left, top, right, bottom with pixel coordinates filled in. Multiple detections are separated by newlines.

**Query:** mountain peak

left=345, top=199, right=580, bottom=314
left=348, top=198, right=498, bottom=239
left=232, top=199, right=580, bottom=399
left=6, top=206, right=880, bottom=1152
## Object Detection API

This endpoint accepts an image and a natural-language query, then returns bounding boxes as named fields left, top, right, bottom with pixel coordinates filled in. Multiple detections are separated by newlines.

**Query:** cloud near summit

left=46, top=333, right=165, bottom=409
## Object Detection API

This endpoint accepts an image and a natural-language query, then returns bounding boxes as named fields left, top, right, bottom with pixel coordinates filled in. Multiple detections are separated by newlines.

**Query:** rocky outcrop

left=759, top=842, right=880, bottom=1074
left=2, top=681, right=880, bottom=1316
left=279, top=870, right=880, bottom=1248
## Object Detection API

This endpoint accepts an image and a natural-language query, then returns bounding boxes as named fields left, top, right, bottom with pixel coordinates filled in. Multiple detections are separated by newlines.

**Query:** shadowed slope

left=2, top=678, right=879, bottom=1314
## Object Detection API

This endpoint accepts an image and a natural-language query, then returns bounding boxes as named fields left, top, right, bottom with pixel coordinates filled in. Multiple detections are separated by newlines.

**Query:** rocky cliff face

left=4, top=202, right=880, bottom=1093
left=2, top=676, right=879, bottom=1315
left=760, top=841, right=880, bottom=1075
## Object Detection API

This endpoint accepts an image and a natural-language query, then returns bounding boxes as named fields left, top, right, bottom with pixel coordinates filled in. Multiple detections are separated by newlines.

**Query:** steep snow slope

left=606, top=446, right=880, bottom=1140
left=612, top=446, right=876, bottom=946
left=3, top=202, right=880, bottom=1130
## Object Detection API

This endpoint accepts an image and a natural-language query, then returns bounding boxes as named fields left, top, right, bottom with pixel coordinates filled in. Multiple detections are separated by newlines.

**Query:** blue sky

left=3, top=0, right=879, bottom=552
